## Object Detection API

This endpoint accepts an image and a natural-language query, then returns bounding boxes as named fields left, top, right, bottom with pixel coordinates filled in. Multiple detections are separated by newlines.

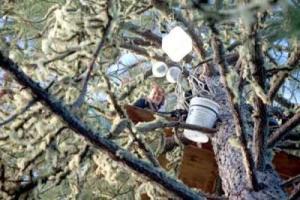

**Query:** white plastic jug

left=162, top=26, right=193, bottom=62
left=183, top=97, right=220, bottom=143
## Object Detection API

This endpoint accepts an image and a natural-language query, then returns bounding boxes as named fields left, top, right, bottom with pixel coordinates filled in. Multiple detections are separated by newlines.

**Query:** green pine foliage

left=0, top=0, right=299, bottom=199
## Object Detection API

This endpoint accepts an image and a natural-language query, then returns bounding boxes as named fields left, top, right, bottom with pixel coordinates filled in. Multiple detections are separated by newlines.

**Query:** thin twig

left=135, top=4, right=154, bottom=15
left=0, top=80, right=55, bottom=127
left=136, top=120, right=217, bottom=134
left=151, top=0, right=213, bottom=76
left=277, top=142, right=300, bottom=150
left=124, top=23, right=194, bottom=63
left=120, top=42, right=176, bottom=66
left=0, top=99, right=36, bottom=127
left=266, top=67, right=294, bottom=76
left=194, top=52, right=239, bottom=68
left=285, top=131, right=300, bottom=141
left=11, top=168, right=64, bottom=198
left=174, top=11, right=211, bottom=75
left=0, top=164, right=5, bottom=193
left=268, top=44, right=300, bottom=100
left=12, top=145, right=89, bottom=199
left=274, top=95, right=297, bottom=109
left=72, top=2, right=113, bottom=108
left=20, top=127, right=68, bottom=172
left=43, top=49, right=77, bottom=66
left=282, top=174, right=300, bottom=188
left=289, top=182, right=300, bottom=200
left=125, top=23, right=161, bottom=47
left=265, top=51, right=279, bottom=67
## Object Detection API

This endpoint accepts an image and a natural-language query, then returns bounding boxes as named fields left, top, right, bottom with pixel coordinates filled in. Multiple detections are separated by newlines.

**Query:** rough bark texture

left=208, top=78, right=287, bottom=200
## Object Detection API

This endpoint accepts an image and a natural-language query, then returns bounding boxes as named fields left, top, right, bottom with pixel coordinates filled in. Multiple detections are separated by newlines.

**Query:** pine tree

left=0, top=0, right=300, bottom=199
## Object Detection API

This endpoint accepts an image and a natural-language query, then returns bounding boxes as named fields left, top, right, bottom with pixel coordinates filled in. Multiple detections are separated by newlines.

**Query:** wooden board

left=179, top=144, right=218, bottom=193
left=124, top=104, right=155, bottom=123
left=124, top=104, right=173, bottom=136
left=273, top=151, right=300, bottom=179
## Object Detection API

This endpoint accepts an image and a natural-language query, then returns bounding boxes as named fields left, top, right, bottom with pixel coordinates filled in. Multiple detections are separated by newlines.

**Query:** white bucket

left=152, top=62, right=168, bottom=77
left=183, top=97, right=220, bottom=143
left=166, top=67, right=181, bottom=83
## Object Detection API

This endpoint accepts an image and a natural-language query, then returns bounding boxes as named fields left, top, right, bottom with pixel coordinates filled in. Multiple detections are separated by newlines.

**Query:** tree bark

left=208, top=78, right=287, bottom=199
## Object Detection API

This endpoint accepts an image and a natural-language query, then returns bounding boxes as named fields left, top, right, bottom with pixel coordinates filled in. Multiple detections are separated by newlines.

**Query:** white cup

left=166, top=67, right=181, bottom=83
left=183, top=97, right=220, bottom=143
left=152, top=62, right=168, bottom=77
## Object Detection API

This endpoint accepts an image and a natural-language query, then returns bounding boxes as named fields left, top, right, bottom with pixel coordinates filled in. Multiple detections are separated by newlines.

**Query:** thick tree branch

left=0, top=51, right=206, bottom=200
left=268, top=71, right=289, bottom=101
left=247, top=20, right=268, bottom=171
left=268, top=112, right=300, bottom=148
left=123, top=37, right=156, bottom=47
left=287, top=45, right=300, bottom=67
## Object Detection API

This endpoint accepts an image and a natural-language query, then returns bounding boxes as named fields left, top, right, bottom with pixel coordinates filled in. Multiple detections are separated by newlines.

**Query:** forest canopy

left=0, top=0, right=300, bottom=199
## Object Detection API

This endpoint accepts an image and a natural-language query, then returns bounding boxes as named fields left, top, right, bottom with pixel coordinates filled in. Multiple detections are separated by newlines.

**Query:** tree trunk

left=210, top=80, right=287, bottom=199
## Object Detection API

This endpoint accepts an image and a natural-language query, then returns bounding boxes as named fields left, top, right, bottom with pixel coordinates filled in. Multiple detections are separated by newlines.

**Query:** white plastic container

left=162, top=26, right=193, bottom=62
left=183, top=97, right=220, bottom=143
left=152, top=62, right=168, bottom=77
left=166, top=66, right=181, bottom=83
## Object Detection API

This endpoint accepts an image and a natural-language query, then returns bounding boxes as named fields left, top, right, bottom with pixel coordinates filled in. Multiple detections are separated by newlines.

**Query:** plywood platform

left=179, top=144, right=218, bottom=192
